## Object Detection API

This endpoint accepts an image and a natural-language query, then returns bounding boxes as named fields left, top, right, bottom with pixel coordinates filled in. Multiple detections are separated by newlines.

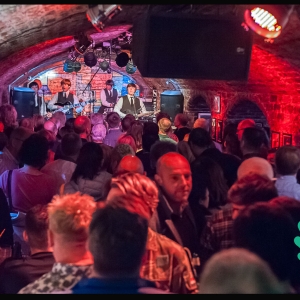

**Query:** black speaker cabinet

left=132, top=13, right=253, bottom=81
left=11, top=87, right=35, bottom=119
left=160, top=91, right=184, bottom=122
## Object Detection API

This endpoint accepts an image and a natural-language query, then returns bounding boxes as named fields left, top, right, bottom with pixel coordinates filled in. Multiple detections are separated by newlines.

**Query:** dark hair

left=224, top=132, right=242, bottom=158
left=25, top=204, right=49, bottom=249
left=108, top=144, right=135, bottom=174
left=61, top=132, right=82, bottom=157
left=228, top=173, right=278, bottom=205
left=150, top=140, right=177, bottom=170
left=28, top=82, right=39, bottom=89
left=143, top=122, right=159, bottom=135
left=189, top=156, right=228, bottom=209
left=156, top=112, right=170, bottom=123
left=142, top=133, right=159, bottom=152
left=233, top=202, right=298, bottom=282
left=65, top=118, right=76, bottom=131
left=121, top=116, right=133, bottom=132
left=32, top=115, right=45, bottom=132
left=188, top=127, right=212, bottom=148
left=175, top=113, right=189, bottom=126
left=19, top=117, right=33, bottom=131
left=74, top=116, right=91, bottom=135
left=19, top=134, right=49, bottom=168
left=37, top=128, right=56, bottom=150
left=89, top=206, right=148, bottom=276
left=71, top=142, right=103, bottom=183
left=241, top=127, right=270, bottom=152
left=127, top=120, right=143, bottom=150
left=106, top=112, right=120, bottom=129
left=275, top=146, right=300, bottom=175
left=106, top=79, right=114, bottom=86
left=127, top=83, right=137, bottom=90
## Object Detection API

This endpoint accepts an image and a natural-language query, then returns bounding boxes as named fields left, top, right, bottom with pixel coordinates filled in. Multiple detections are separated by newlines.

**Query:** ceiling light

left=84, top=51, right=98, bottom=68
left=86, top=4, right=122, bottom=32
left=244, top=5, right=294, bottom=39
left=100, top=60, right=110, bottom=71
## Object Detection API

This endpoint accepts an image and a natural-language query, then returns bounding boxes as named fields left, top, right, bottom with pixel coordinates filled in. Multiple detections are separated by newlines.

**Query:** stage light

left=244, top=5, right=294, bottom=39
left=63, top=59, right=74, bottom=73
left=84, top=51, right=98, bottom=68
left=86, top=5, right=122, bottom=32
left=73, top=61, right=81, bottom=72
left=126, top=59, right=137, bottom=74
left=116, top=52, right=129, bottom=67
left=100, top=60, right=109, bottom=71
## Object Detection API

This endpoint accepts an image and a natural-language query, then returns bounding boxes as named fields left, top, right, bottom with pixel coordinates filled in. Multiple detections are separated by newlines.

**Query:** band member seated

left=114, top=83, right=147, bottom=119
left=47, top=79, right=80, bottom=119
left=99, top=79, right=118, bottom=114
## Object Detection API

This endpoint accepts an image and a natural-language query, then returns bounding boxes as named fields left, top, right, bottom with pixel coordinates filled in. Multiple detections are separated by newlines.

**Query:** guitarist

left=47, top=79, right=80, bottom=119
left=113, top=83, right=147, bottom=119
left=98, top=79, right=118, bottom=114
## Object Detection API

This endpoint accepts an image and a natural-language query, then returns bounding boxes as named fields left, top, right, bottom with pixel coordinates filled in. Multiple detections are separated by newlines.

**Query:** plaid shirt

left=200, top=205, right=234, bottom=253
left=140, top=228, right=198, bottom=294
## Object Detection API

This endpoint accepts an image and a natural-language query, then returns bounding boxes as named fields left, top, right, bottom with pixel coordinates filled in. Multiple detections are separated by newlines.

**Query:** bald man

left=150, top=152, right=201, bottom=279
left=114, top=155, right=145, bottom=176
left=236, top=119, right=256, bottom=141
left=237, top=157, right=274, bottom=180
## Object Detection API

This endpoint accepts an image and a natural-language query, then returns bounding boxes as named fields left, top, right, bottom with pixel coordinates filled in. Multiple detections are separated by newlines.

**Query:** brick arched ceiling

left=1, top=4, right=300, bottom=103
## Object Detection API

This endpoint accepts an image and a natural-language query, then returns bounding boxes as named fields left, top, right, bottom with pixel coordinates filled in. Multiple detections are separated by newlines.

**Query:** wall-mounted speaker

left=11, top=87, right=35, bottom=119
left=132, top=13, right=253, bottom=81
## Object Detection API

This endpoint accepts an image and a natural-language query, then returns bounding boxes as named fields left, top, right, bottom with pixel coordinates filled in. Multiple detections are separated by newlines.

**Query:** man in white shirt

left=114, top=83, right=147, bottom=119
left=47, top=79, right=80, bottom=119
left=29, top=81, right=47, bottom=116
left=99, top=79, right=118, bottom=114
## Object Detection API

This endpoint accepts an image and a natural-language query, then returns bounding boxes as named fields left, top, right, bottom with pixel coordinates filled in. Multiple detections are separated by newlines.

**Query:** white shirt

left=35, top=94, right=47, bottom=116
left=48, top=90, right=79, bottom=110
left=100, top=89, right=117, bottom=107
left=113, top=95, right=146, bottom=118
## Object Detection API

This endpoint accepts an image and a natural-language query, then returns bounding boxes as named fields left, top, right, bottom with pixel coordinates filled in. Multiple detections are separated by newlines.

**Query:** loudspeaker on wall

left=11, top=87, right=35, bottom=119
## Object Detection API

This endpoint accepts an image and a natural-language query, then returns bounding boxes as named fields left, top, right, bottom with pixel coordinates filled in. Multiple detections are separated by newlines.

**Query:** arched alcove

left=226, top=99, right=270, bottom=136
left=186, top=95, right=211, bottom=121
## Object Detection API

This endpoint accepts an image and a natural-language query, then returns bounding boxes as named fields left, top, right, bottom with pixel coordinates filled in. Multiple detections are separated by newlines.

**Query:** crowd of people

left=0, top=98, right=300, bottom=294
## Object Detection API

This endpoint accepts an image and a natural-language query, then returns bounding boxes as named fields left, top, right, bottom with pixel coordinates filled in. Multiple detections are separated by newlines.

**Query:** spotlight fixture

left=73, top=61, right=82, bottom=73
left=115, top=51, right=130, bottom=68
left=99, top=60, right=110, bottom=71
left=86, top=4, right=122, bottom=32
left=84, top=50, right=98, bottom=68
left=63, top=59, right=74, bottom=73
left=126, top=59, right=137, bottom=74
left=244, top=5, right=294, bottom=39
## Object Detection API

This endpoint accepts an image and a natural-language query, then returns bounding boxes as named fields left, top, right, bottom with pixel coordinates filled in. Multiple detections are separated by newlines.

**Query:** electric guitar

left=133, top=109, right=160, bottom=120
left=50, top=99, right=95, bottom=115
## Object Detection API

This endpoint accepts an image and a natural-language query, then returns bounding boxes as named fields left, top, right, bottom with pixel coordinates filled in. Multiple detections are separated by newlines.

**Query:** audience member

left=0, top=104, right=18, bottom=139
left=41, top=132, right=82, bottom=194
left=127, top=120, right=143, bottom=152
left=63, top=142, right=112, bottom=202
left=150, top=152, right=201, bottom=280
left=200, top=173, right=278, bottom=271
left=91, top=123, right=107, bottom=144
left=189, top=127, right=240, bottom=188
left=223, top=132, right=242, bottom=159
left=177, top=139, right=195, bottom=164
left=106, top=172, right=198, bottom=294
left=51, top=111, right=67, bottom=133
left=136, top=133, right=159, bottom=179
left=116, top=133, right=137, bottom=153
left=275, top=145, right=300, bottom=200
left=236, top=118, right=256, bottom=141
left=108, top=143, right=135, bottom=175
left=65, top=117, right=76, bottom=132
left=32, top=114, right=45, bottom=132
left=0, top=204, right=54, bottom=294
left=18, top=193, right=96, bottom=294
left=158, top=118, right=177, bottom=144
left=189, top=156, right=229, bottom=231
left=173, top=113, right=191, bottom=142
left=120, top=115, right=134, bottom=134
left=90, top=112, right=104, bottom=126
left=233, top=202, right=297, bottom=293
left=73, top=115, right=91, bottom=145
left=0, top=127, right=32, bottom=175
left=103, top=112, right=122, bottom=148
left=240, top=126, right=270, bottom=160
left=143, top=122, right=159, bottom=135
left=71, top=205, right=168, bottom=294
left=199, top=248, right=286, bottom=294
left=19, top=117, right=34, bottom=131
left=114, top=155, right=145, bottom=176
left=237, top=156, right=274, bottom=180
left=37, top=128, right=56, bottom=164
left=149, top=140, right=177, bottom=177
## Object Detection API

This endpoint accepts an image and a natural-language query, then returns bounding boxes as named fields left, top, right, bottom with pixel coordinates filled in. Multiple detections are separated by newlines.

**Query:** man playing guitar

left=47, top=79, right=80, bottom=119
left=98, top=79, right=118, bottom=114
left=114, top=83, right=152, bottom=119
